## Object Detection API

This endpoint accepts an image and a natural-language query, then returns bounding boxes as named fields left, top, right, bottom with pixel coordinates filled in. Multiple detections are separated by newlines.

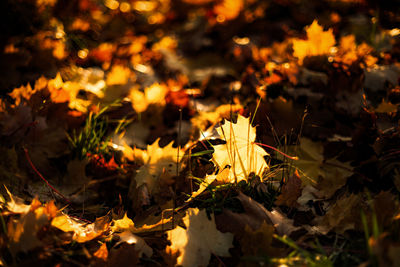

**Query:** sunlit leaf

left=167, top=208, right=233, bottom=267
left=213, top=114, right=269, bottom=183
left=292, top=20, right=336, bottom=63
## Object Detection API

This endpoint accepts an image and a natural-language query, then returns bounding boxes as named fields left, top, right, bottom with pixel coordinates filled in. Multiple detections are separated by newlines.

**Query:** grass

left=66, top=101, right=129, bottom=160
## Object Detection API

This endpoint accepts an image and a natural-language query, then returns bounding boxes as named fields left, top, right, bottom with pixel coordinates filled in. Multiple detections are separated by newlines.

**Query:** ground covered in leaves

left=1, top=0, right=400, bottom=266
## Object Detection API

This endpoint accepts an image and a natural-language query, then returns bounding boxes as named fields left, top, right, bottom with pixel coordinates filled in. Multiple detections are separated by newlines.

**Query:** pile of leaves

left=1, top=0, right=400, bottom=266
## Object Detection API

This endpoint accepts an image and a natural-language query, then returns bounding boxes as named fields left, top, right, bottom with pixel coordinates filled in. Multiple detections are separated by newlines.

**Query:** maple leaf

left=185, top=168, right=230, bottom=202
left=191, top=103, right=243, bottom=131
left=132, top=139, right=181, bottom=193
left=93, top=242, right=108, bottom=261
left=289, top=138, right=352, bottom=198
left=335, top=35, right=378, bottom=67
left=111, top=212, right=177, bottom=234
left=8, top=83, right=38, bottom=106
left=212, top=115, right=269, bottom=183
left=240, top=221, right=277, bottom=257
left=7, top=199, right=57, bottom=255
left=167, top=208, right=233, bottom=267
left=128, top=82, right=168, bottom=113
left=51, top=213, right=110, bottom=243
left=315, top=193, right=362, bottom=234
left=106, top=65, right=134, bottom=86
left=275, top=171, right=303, bottom=207
left=292, top=20, right=336, bottom=64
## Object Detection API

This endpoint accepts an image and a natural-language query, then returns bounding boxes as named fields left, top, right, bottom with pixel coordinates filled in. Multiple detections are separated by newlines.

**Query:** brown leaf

left=215, top=192, right=273, bottom=235
left=373, top=191, right=398, bottom=229
left=316, top=194, right=362, bottom=234
left=239, top=221, right=278, bottom=257
left=108, top=243, right=139, bottom=267
left=275, top=171, right=302, bottom=207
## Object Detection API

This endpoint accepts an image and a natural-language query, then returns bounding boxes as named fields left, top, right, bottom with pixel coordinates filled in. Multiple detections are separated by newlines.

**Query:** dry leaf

left=316, top=194, right=362, bottom=234
left=93, top=242, right=109, bottom=261
left=167, top=208, right=233, bottom=267
left=186, top=168, right=230, bottom=202
left=215, top=192, right=273, bottom=234
left=293, top=20, right=335, bottom=64
left=128, top=82, right=168, bottom=113
left=240, top=221, right=277, bottom=257
left=51, top=213, right=110, bottom=243
left=106, top=65, right=133, bottom=86
left=290, top=138, right=352, bottom=198
left=111, top=212, right=176, bottom=233
left=213, top=115, right=269, bottom=183
left=8, top=200, right=57, bottom=255
left=132, top=139, right=181, bottom=193
left=275, top=171, right=303, bottom=207
left=108, top=243, right=140, bottom=267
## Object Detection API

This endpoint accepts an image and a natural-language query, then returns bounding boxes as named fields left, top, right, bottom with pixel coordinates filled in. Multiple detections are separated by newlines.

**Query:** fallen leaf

left=8, top=200, right=57, bottom=255
left=316, top=194, right=362, bottom=234
left=108, top=243, right=140, bottom=267
left=292, top=20, right=336, bottom=64
left=51, top=213, right=110, bottom=243
left=215, top=192, right=273, bottom=234
left=290, top=138, right=352, bottom=198
left=213, top=115, right=269, bottom=183
left=132, top=139, right=182, bottom=194
left=128, top=82, right=168, bottom=113
left=186, top=168, right=230, bottom=202
left=275, top=170, right=303, bottom=207
left=93, top=242, right=108, bottom=261
left=106, top=65, right=134, bottom=86
left=167, top=208, right=233, bottom=267
left=111, top=212, right=177, bottom=234
left=239, top=221, right=277, bottom=257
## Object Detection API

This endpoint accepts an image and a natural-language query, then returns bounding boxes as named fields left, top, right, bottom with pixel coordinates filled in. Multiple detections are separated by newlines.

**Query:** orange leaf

left=293, top=20, right=335, bottom=63
left=93, top=243, right=108, bottom=261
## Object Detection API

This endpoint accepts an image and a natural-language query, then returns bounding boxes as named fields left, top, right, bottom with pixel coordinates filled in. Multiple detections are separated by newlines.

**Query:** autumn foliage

left=1, top=0, right=400, bottom=266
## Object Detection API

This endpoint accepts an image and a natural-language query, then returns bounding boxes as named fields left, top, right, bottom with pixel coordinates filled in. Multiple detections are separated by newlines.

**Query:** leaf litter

left=0, top=0, right=400, bottom=266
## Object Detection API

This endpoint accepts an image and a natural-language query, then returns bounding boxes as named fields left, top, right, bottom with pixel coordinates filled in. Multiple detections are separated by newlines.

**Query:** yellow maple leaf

left=106, top=65, right=134, bottom=86
left=293, top=20, right=336, bottom=63
left=51, top=213, right=110, bottom=243
left=191, top=103, right=243, bottom=131
left=132, top=139, right=182, bottom=193
left=213, top=115, right=269, bottom=183
left=128, top=83, right=168, bottom=113
left=9, top=83, right=37, bottom=106
left=111, top=212, right=175, bottom=233
left=8, top=199, right=57, bottom=255
left=167, top=208, right=233, bottom=267
left=185, top=168, right=230, bottom=202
